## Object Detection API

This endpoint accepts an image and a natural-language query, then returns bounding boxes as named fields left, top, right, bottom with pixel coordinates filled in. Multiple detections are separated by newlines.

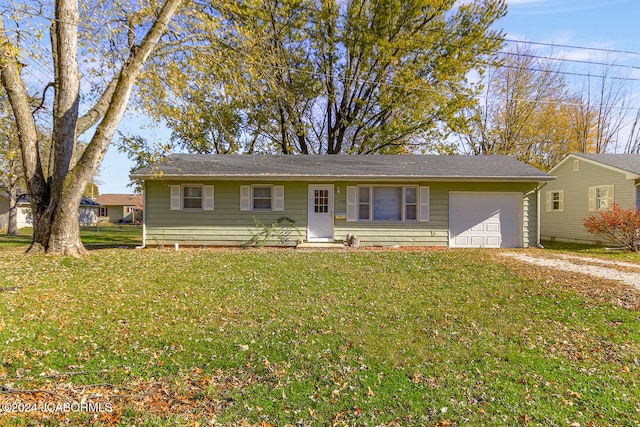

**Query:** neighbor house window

left=357, top=186, right=418, bottom=222
left=546, top=190, right=564, bottom=212
left=183, top=186, right=203, bottom=210
left=588, top=185, right=614, bottom=211
left=99, top=207, right=108, bottom=217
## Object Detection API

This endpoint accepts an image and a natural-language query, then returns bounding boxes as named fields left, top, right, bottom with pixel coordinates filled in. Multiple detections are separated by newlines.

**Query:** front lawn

left=0, top=225, right=142, bottom=251
left=0, top=249, right=639, bottom=425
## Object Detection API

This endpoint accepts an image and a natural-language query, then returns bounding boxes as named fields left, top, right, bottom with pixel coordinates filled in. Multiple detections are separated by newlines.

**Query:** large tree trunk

left=1, top=0, right=181, bottom=256
left=28, top=184, right=87, bottom=256
left=7, top=185, right=18, bottom=236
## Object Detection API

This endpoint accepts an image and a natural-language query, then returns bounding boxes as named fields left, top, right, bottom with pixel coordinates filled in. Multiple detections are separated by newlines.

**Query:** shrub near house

left=583, top=203, right=640, bottom=251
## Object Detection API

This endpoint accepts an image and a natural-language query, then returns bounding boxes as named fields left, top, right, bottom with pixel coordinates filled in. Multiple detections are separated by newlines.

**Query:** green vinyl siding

left=144, top=180, right=307, bottom=246
left=540, top=156, right=638, bottom=245
left=336, top=181, right=537, bottom=247
left=144, top=180, right=540, bottom=247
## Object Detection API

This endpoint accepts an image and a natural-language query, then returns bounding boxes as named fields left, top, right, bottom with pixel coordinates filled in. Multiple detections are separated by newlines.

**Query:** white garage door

left=449, top=192, right=522, bottom=248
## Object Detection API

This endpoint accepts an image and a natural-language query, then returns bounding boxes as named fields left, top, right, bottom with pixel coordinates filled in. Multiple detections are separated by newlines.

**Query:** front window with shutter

left=183, top=186, right=203, bottom=210
left=405, top=187, right=417, bottom=220
left=355, top=186, right=420, bottom=222
left=170, top=185, right=214, bottom=211
left=358, top=187, right=370, bottom=220
left=239, top=185, right=285, bottom=212
left=253, top=187, right=272, bottom=210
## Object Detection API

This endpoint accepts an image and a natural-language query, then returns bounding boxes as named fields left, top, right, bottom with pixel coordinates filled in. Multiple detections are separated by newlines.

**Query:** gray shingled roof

left=130, top=154, right=553, bottom=181
left=14, top=194, right=100, bottom=207
left=574, top=153, right=640, bottom=175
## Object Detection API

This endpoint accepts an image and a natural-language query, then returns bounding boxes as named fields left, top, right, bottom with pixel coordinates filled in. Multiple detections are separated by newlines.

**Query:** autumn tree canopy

left=138, top=0, right=507, bottom=155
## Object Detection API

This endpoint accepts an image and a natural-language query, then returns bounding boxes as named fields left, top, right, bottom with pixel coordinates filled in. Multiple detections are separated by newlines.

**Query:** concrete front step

left=296, top=242, right=346, bottom=249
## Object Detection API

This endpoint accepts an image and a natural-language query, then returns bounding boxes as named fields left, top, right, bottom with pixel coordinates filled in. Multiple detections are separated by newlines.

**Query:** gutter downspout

left=536, top=181, right=549, bottom=248
left=135, top=181, right=147, bottom=249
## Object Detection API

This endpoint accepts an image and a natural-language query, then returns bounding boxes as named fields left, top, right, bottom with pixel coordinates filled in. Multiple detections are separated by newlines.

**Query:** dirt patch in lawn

left=497, top=251, right=640, bottom=311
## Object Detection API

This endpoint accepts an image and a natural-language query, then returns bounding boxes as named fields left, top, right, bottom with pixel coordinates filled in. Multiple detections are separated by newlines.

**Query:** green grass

left=541, top=239, right=640, bottom=262
left=0, top=225, right=142, bottom=251
left=1, top=248, right=639, bottom=425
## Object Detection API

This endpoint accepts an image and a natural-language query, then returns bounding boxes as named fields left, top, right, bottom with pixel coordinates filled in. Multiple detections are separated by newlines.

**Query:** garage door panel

left=470, top=236, right=486, bottom=246
left=453, top=236, right=469, bottom=246
left=449, top=192, right=522, bottom=248
left=485, top=236, right=500, bottom=246
left=486, top=223, right=500, bottom=232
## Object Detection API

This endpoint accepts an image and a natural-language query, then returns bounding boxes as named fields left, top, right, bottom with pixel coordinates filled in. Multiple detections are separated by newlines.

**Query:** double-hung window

left=170, top=185, right=214, bottom=211
left=183, top=186, right=203, bottom=210
left=348, top=185, right=426, bottom=222
left=240, top=185, right=285, bottom=212
left=588, top=185, right=614, bottom=211
left=546, top=190, right=564, bottom=212
left=252, top=186, right=272, bottom=210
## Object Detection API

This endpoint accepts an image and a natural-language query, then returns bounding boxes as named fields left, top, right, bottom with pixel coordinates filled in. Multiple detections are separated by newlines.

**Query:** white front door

left=308, top=185, right=334, bottom=242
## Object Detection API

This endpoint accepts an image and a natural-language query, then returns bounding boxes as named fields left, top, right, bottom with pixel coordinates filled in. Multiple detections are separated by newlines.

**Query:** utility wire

left=503, top=37, right=640, bottom=58
left=4, top=1, right=640, bottom=113
left=495, top=50, right=640, bottom=72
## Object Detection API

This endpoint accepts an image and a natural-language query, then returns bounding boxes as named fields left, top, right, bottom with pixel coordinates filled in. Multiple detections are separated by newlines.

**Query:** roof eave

left=556, top=153, right=640, bottom=179
left=130, top=173, right=554, bottom=182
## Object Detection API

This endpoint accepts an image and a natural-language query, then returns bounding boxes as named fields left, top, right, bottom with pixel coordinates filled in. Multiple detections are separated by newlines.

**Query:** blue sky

left=99, top=0, right=640, bottom=193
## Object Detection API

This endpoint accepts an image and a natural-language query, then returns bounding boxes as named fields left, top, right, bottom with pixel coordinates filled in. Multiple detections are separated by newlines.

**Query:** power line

left=481, top=61, right=640, bottom=82
left=503, top=37, right=640, bottom=58
left=496, top=50, right=640, bottom=73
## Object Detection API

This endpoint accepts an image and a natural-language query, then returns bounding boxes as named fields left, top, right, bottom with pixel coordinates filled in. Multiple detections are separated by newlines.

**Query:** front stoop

left=296, top=242, right=346, bottom=250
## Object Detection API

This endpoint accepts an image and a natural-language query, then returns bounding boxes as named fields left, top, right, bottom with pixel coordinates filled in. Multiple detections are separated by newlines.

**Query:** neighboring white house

left=540, top=153, right=640, bottom=245
left=0, top=191, right=100, bottom=230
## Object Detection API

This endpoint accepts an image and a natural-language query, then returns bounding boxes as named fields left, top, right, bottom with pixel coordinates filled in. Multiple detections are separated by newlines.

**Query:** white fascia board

left=131, top=174, right=554, bottom=182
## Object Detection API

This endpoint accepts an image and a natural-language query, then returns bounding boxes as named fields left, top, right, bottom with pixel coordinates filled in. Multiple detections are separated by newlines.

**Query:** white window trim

left=345, top=185, right=428, bottom=223
left=240, top=184, right=284, bottom=212
left=545, top=190, right=564, bottom=212
left=170, top=184, right=214, bottom=211
left=588, top=185, right=614, bottom=212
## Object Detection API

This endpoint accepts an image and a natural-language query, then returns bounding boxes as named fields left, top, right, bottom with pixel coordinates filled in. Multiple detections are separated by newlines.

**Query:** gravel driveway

left=502, top=252, right=640, bottom=289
